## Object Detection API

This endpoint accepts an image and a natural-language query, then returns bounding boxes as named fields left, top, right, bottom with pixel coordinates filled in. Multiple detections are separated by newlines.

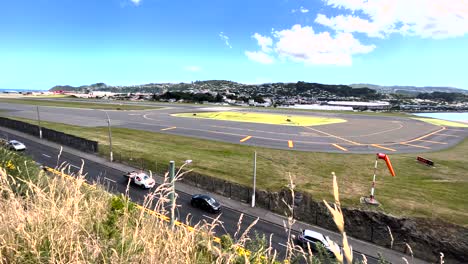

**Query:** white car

left=8, top=140, right=27, bottom=151
left=124, top=171, right=155, bottom=189
left=296, top=229, right=336, bottom=256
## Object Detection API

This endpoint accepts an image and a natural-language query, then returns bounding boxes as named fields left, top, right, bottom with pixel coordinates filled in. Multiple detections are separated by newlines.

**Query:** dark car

left=191, top=194, right=221, bottom=213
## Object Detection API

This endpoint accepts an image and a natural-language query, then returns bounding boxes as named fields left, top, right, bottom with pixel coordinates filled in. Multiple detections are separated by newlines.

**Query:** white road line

left=69, top=164, right=81, bottom=169
left=202, top=214, right=224, bottom=224
left=278, top=242, right=303, bottom=253
left=42, top=153, right=51, bottom=158
left=104, top=177, right=116, bottom=183
left=278, top=242, right=288, bottom=248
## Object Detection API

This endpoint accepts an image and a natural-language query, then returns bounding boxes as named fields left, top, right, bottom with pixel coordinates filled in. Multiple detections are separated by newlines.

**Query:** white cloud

left=300, top=6, right=309, bottom=13
left=245, top=51, right=275, bottom=64
left=130, top=0, right=141, bottom=6
left=291, top=6, right=309, bottom=13
left=252, top=33, right=273, bottom=53
left=316, top=0, right=468, bottom=39
left=273, top=25, right=375, bottom=65
left=219, top=32, right=232, bottom=48
left=184, top=66, right=202, bottom=72
left=245, top=24, right=375, bottom=66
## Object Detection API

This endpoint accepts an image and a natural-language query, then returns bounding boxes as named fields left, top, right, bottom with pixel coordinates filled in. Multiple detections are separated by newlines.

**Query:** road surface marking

left=240, top=136, right=252, bottom=142
left=213, top=125, right=312, bottom=137
left=278, top=242, right=303, bottom=253
left=278, top=243, right=288, bottom=248
left=418, top=139, right=447, bottom=145
left=69, top=164, right=81, bottom=169
left=288, top=140, right=294, bottom=148
left=445, top=128, right=465, bottom=132
left=371, top=144, right=396, bottom=152
left=202, top=215, right=224, bottom=224
left=128, top=113, right=141, bottom=116
left=332, top=144, right=348, bottom=152
left=438, top=133, right=459, bottom=137
left=404, top=126, right=446, bottom=143
left=400, top=143, right=431, bottom=149
left=302, top=126, right=361, bottom=145
left=104, top=177, right=116, bottom=183
left=42, top=153, right=51, bottom=158
left=161, top=126, right=176, bottom=131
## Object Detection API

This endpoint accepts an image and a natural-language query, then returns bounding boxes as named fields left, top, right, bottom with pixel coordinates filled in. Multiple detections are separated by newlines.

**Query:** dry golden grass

left=0, top=163, right=230, bottom=263
left=0, top=149, right=364, bottom=264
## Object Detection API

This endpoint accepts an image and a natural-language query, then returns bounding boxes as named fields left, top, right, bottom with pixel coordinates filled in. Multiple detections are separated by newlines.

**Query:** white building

left=326, top=101, right=390, bottom=110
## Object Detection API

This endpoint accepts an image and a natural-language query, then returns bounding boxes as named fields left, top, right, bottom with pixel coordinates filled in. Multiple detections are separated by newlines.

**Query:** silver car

left=8, top=140, right=26, bottom=151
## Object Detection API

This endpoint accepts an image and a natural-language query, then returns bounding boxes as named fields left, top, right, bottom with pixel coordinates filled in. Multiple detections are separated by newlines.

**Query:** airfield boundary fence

left=0, top=117, right=98, bottom=153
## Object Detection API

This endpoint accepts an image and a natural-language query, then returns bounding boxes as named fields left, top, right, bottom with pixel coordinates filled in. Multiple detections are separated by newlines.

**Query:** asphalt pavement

left=1, top=101, right=467, bottom=153
left=0, top=126, right=429, bottom=264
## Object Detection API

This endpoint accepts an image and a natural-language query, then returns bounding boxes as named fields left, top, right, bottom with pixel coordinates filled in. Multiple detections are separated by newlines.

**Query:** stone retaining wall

left=181, top=170, right=468, bottom=263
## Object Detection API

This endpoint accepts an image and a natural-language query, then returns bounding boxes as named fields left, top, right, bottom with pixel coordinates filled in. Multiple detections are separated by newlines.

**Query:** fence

left=0, top=117, right=98, bottom=153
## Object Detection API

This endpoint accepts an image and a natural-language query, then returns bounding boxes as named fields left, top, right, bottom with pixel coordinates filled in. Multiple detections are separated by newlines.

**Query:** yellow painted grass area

left=173, top=111, right=347, bottom=126
left=413, top=117, right=468, bottom=128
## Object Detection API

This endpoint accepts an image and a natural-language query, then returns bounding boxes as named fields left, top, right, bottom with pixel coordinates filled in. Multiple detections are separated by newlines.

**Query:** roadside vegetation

left=7, top=117, right=468, bottom=227
left=0, top=98, right=161, bottom=110
left=0, top=148, right=361, bottom=263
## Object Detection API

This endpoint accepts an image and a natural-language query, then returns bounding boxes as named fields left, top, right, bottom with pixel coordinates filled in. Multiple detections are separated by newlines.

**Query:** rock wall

left=181, top=171, right=468, bottom=263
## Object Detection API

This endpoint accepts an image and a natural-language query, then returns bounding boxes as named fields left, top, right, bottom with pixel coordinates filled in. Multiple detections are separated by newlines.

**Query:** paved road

left=1, top=100, right=466, bottom=153
left=1, top=127, right=429, bottom=264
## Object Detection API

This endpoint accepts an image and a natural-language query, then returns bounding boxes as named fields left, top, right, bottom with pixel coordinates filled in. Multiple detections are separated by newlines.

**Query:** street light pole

left=251, top=151, right=257, bottom=207
left=169, top=160, right=175, bottom=227
left=36, top=106, right=42, bottom=139
left=104, top=111, right=113, bottom=162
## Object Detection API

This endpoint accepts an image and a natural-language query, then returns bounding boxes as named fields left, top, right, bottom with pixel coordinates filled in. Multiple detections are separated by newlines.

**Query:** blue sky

left=1, top=0, right=468, bottom=90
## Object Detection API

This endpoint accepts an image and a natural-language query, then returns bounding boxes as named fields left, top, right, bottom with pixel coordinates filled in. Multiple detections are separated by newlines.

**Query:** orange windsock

left=377, top=153, right=396, bottom=177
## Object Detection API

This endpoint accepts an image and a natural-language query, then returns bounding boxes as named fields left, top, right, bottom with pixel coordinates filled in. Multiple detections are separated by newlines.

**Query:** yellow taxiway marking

left=418, top=139, right=447, bottom=145
left=302, top=126, right=361, bottom=145
left=404, top=127, right=446, bottom=143
left=161, top=126, right=176, bottom=131
left=332, top=144, right=348, bottom=152
left=371, top=144, right=396, bottom=152
left=400, top=142, right=431, bottom=149
left=438, top=133, right=459, bottom=137
left=288, top=140, right=294, bottom=148
left=240, top=136, right=252, bottom=142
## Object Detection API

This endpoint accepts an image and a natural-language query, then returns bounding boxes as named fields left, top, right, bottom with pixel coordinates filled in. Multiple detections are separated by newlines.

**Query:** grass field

left=412, top=117, right=468, bottom=128
left=0, top=98, right=161, bottom=110
left=174, top=111, right=347, bottom=126
left=8, top=116, right=467, bottom=227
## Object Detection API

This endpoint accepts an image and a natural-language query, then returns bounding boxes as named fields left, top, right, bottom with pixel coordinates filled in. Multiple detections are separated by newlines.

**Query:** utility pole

left=251, top=151, right=257, bottom=207
left=104, top=111, right=113, bottom=162
left=36, top=106, right=42, bottom=139
left=169, top=160, right=175, bottom=227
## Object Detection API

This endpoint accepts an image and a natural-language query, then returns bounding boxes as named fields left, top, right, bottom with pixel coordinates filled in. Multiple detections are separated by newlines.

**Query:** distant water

left=413, top=112, right=468, bottom=123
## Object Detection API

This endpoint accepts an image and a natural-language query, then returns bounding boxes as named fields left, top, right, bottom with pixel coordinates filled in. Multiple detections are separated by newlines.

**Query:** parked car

left=6, top=140, right=27, bottom=151
left=123, top=171, right=155, bottom=189
left=296, top=229, right=335, bottom=256
left=190, top=194, right=221, bottom=213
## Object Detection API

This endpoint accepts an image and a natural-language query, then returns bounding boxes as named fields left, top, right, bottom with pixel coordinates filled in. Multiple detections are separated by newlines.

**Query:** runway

left=1, top=101, right=467, bottom=153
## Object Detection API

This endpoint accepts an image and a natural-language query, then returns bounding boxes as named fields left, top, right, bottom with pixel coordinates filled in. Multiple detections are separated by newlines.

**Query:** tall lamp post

left=251, top=151, right=257, bottom=208
left=36, top=106, right=42, bottom=139
left=169, top=159, right=192, bottom=227
left=104, top=111, right=113, bottom=162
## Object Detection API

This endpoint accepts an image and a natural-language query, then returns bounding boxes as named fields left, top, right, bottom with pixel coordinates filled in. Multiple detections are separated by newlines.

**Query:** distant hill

left=349, top=84, right=468, bottom=95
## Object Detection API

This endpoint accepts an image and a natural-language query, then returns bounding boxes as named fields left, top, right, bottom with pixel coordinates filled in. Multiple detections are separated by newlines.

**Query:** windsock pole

left=370, top=156, right=378, bottom=202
